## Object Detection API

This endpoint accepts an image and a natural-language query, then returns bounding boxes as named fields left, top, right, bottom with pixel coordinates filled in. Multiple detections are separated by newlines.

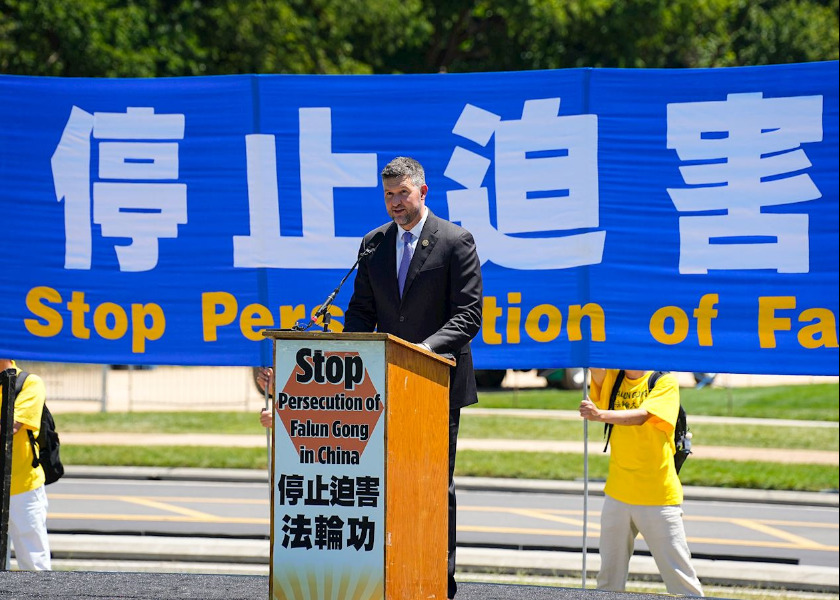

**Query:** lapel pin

left=421, top=239, right=429, bottom=247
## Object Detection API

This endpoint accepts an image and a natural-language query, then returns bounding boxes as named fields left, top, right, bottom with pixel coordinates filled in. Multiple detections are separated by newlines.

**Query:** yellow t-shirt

left=0, top=363, right=46, bottom=495
left=591, top=369, right=682, bottom=506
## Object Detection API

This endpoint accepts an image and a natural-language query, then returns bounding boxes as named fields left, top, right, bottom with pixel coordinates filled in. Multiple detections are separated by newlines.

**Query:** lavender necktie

left=397, top=231, right=413, bottom=296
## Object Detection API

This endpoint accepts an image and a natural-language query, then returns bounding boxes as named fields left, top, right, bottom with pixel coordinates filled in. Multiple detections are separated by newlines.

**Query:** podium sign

left=265, top=331, right=452, bottom=600
left=272, top=336, right=387, bottom=599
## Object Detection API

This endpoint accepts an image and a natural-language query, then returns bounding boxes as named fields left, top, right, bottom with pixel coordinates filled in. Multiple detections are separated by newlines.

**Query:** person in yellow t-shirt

left=1, top=359, right=51, bottom=570
left=579, top=368, right=702, bottom=596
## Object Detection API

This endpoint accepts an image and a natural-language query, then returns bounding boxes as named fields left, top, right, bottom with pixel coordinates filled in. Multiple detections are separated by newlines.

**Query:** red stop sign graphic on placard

left=276, top=350, right=382, bottom=458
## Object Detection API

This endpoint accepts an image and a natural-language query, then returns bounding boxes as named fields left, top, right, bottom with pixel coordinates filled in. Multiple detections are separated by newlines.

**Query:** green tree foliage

left=1, top=0, right=837, bottom=77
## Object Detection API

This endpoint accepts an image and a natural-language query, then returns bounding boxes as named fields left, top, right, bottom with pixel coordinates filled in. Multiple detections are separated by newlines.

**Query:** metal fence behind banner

left=18, top=362, right=108, bottom=412
left=13, top=362, right=266, bottom=413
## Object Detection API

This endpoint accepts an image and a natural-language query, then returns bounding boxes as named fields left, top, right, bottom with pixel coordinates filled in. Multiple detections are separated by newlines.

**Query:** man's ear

left=420, top=184, right=428, bottom=200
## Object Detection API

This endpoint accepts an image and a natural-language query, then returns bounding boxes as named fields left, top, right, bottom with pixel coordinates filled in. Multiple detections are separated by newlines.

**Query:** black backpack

left=603, top=370, right=691, bottom=474
left=15, top=372, right=65, bottom=485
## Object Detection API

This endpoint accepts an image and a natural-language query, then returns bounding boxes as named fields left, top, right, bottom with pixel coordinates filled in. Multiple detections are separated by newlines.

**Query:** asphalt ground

left=0, top=570, right=716, bottom=600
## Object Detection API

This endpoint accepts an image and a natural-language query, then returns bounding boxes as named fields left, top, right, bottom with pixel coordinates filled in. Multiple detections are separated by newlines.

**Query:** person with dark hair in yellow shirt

left=1, top=359, right=51, bottom=570
left=579, top=368, right=702, bottom=596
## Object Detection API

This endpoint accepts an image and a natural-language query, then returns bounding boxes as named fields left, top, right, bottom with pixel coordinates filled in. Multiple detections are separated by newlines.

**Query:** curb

left=458, top=547, right=840, bottom=594
left=48, top=534, right=269, bottom=564
left=62, top=466, right=840, bottom=508
left=41, top=534, right=840, bottom=594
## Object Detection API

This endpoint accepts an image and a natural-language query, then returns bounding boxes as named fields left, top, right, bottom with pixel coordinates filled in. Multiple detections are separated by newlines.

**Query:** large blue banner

left=1, top=62, right=837, bottom=374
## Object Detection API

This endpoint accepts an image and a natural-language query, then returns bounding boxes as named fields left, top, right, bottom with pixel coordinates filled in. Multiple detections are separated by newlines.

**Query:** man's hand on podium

left=414, top=342, right=456, bottom=363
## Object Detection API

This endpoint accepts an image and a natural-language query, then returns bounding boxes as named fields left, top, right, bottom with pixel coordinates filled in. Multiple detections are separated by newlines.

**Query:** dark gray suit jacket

left=344, top=210, right=483, bottom=409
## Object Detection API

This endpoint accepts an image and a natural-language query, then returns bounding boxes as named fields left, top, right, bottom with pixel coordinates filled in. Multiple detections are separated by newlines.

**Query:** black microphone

left=306, top=232, right=385, bottom=329
left=360, top=231, right=385, bottom=257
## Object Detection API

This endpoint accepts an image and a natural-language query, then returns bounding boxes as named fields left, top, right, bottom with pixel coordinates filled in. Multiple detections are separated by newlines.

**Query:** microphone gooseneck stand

left=302, top=233, right=385, bottom=332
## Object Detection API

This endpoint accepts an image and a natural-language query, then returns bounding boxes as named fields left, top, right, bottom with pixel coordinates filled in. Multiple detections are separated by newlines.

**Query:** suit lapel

left=401, top=211, right=439, bottom=301
left=381, top=223, right=400, bottom=300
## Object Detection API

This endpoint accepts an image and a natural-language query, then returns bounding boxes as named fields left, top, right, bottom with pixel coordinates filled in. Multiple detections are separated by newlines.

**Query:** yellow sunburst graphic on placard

left=273, top=566, right=384, bottom=600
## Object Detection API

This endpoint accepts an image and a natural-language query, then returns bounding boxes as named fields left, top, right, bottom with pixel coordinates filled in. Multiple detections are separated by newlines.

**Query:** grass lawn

left=458, top=415, right=839, bottom=450
left=474, top=382, right=839, bottom=421
left=58, top=411, right=267, bottom=435
left=62, top=445, right=265, bottom=470
left=454, top=451, right=839, bottom=492
left=56, top=383, right=839, bottom=492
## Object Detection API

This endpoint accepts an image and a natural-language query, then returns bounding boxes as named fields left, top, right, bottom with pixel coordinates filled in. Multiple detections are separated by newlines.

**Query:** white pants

left=5, top=485, right=51, bottom=570
left=598, top=496, right=702, bottom=596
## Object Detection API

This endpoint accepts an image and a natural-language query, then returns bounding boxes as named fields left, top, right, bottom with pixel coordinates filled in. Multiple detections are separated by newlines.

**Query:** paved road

left=45, top=476, right=838, bottom=569
left=457, top=488, right=838, bottom=568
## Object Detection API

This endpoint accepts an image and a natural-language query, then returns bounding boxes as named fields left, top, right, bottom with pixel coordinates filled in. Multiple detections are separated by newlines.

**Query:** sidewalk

left=465, top=407, right=840, bottom=428
left=60, top=431, right=840, bottom=465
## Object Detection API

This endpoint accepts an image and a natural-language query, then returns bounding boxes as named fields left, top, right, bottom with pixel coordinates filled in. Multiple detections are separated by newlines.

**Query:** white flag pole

left=581, top=367, right=590, bottom=588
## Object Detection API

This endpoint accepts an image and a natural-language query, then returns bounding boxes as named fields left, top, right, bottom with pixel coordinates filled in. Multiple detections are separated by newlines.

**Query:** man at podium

left=261, top=156, right=482, bottom=598
left=343, top=156, right=483, bottom=599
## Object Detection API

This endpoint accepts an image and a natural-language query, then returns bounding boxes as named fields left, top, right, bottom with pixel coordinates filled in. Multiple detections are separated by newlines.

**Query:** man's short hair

left=381, top=156, right=425, bottom=188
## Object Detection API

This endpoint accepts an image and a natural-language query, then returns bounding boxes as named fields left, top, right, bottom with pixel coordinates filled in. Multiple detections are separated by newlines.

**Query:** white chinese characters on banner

left=667, top=92, right=823, bottom=274
left=233, top=107, right=378, bottom=269
left=51, top=107, right=187, bottom=272
left=444, top=98, right=605, bottom=270
left=48, top=95, right=826, bottom=276
left=235, top=100, right=606, bottom=272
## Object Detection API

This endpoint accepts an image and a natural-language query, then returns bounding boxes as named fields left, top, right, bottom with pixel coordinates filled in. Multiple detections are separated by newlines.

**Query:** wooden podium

left=263, top=330, right=454, bottom=600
